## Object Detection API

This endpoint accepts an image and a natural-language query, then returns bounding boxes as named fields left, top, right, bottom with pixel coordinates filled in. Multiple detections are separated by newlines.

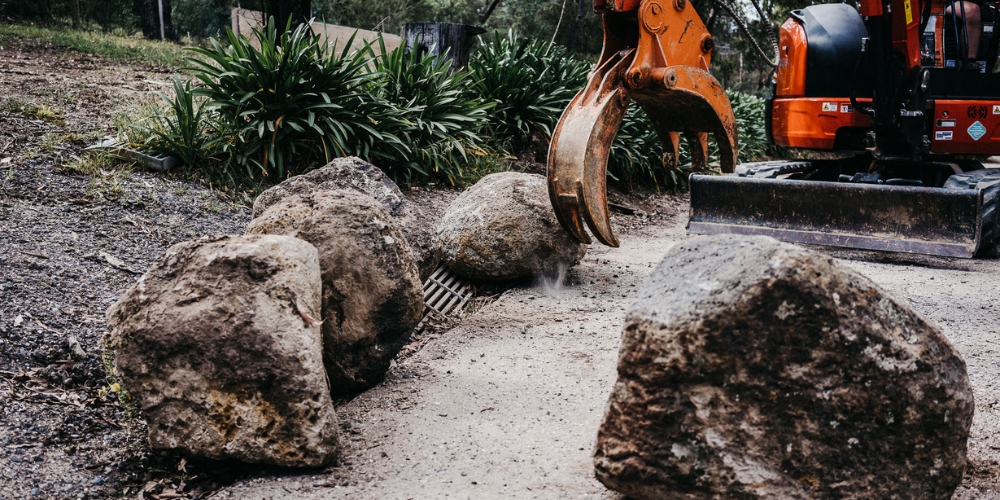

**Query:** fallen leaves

left=0, top=368, right=96, bottom=410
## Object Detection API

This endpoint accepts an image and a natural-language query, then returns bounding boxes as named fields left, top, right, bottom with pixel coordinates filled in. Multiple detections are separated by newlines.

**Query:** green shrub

left=370, top=39, right=493, bottom=185
left=185, top=18, right=405, bottom=180
left=467, top=31, right=589, bottom=148
left=728, top=90, right=769, bottom=163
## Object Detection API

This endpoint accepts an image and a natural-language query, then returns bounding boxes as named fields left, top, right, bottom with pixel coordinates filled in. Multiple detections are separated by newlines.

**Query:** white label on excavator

left=822, top=102, right=838, bottom=112
left=935, top=131, right=954, bottom=141
left=841, top=104, right=854, bottom=113
left=993, top=105, right=1000, bottom=114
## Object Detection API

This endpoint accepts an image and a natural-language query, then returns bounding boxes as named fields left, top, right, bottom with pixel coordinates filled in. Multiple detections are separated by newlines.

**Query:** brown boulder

left=435, top=172, right=587, bottom=281
left=595, top=235, right=974, bottom=499
left=247, top=189, right=424, bottom=397
left=105, top=234, right=339, bottom=467
left=252, top=157, right=440, bottom=281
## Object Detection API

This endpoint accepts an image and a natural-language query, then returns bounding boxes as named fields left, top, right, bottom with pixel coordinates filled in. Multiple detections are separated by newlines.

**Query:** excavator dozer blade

left=688, top=174, right=995, bottom=258
left=548, top=50, right=635, bottom=247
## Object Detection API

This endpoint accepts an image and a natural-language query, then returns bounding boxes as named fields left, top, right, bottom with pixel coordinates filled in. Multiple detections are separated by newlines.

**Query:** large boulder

left=247, top=189, right=424, bottom=397
left=436, top=172, right=587, bottom=281
left=105, top=234, right=339, bottom=467
left=252, top=157, right=440, bottom=281
left=595, top=235, right=974, bottom=500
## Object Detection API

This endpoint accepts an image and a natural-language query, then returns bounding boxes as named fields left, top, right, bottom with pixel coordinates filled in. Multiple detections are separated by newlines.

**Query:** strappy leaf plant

left=467, top=31, right=589, bottom=148
left=370, top=38, right=492, bottom=185
left=184, top=17, right=406, bottom=180
left=137, top=77, right=224, bottom=173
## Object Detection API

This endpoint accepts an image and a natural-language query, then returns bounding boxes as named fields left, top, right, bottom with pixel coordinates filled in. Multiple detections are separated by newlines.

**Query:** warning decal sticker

left=822, top=102, right=838, bottom=112
left=968, top=121, right=987, bottom=141
left=935, top=131, right=954, bottom=141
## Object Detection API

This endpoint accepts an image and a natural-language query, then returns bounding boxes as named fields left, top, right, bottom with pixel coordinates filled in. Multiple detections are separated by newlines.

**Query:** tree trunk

left=263, top=0, right=311, bottom=34
left=139, top=0, right=176, bottom=40
left=71, top=0, right=81, bottom=29
left=402, top=23, right=486, bottom=71
left=569, top=0, right=587, bottom=51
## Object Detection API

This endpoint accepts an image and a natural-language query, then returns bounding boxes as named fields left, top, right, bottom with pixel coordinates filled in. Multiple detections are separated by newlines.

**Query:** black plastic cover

left=927, top=69, right=1000, bottom=98
left=790, top=4, right=870, bottom=97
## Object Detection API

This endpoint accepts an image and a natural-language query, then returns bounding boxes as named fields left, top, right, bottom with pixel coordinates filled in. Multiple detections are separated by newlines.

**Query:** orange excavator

left=548, top=0, right=1000, bottom=257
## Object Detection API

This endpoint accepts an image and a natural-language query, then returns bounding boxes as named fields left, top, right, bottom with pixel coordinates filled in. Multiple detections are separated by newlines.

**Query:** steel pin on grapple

left=547, top=0, right=738, bottom=247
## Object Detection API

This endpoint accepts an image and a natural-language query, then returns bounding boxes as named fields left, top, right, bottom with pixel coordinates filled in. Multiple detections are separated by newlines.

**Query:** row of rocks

left=253, top=157, right=588, bottom=283
left=105, top=158, right=589, bottom=467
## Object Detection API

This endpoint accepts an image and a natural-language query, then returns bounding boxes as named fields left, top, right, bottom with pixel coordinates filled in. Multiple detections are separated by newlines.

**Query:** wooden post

left=401, top=23, right=487, bottom=71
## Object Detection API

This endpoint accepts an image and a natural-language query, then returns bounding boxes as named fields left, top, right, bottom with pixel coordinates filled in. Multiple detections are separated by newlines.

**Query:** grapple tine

left=548, top=49, right=635, bottom=247
left=663, top=132, right=680, bottom=170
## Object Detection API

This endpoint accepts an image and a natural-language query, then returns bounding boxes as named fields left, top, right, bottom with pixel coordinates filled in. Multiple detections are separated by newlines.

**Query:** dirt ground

left=2, top=35, right=999, bottom=500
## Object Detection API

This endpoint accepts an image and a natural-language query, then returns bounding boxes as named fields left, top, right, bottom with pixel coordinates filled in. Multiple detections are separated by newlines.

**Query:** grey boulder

left=252, top=156, right=440, bottom=281
left=105, top=234, right=339, bottom=467
left=595, top=235, right=974, bottom=500
left=436, top=172, right=587, bottom=281
left=247, top=189, right=424, bottom=397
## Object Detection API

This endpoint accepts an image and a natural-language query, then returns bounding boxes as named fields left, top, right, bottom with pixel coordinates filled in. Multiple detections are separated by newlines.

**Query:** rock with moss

left=595, top=235, right=974, bottom=500
left=248, top=189, right=424, bottom=397
left=106, top=234, right=339, bottom=467
left=252, top=156, right=440, bottom=281
left=435, top=172, right=587, bottom=281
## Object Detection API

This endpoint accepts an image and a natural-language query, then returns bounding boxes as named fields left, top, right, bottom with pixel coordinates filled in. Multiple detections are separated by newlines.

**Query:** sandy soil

left=1, top=34, right=998, bottom=500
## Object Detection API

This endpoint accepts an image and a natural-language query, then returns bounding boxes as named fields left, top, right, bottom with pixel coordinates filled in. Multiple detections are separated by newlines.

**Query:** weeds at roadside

left=111, top=97, right=164, bottom=146
left=59, top=150, right=136, bottom=201
left=455, top=148, right=512, bottom=188
left=4, top=98, right=66, bottom=125
left=100, top=343, right=142, bottom=432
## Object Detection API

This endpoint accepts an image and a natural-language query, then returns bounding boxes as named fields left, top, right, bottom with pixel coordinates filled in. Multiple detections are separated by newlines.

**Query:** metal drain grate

left=422, top=264, right=472, bottom=319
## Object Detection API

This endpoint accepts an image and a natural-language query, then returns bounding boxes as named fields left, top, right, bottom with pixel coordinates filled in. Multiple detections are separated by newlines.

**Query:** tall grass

left=185, top=18, right=404, bottom=180
left=120, top=22, right=769, bottom=194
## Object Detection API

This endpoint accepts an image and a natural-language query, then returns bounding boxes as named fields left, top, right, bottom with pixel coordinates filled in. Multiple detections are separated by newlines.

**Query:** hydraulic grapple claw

left=548, top=48, right=635, bottom=247
left=547, top=0, right=738, bottom=246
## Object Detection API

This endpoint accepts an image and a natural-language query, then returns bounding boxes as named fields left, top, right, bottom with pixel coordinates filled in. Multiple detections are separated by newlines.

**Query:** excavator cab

left=548, top=0, right=1000, bottom=257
